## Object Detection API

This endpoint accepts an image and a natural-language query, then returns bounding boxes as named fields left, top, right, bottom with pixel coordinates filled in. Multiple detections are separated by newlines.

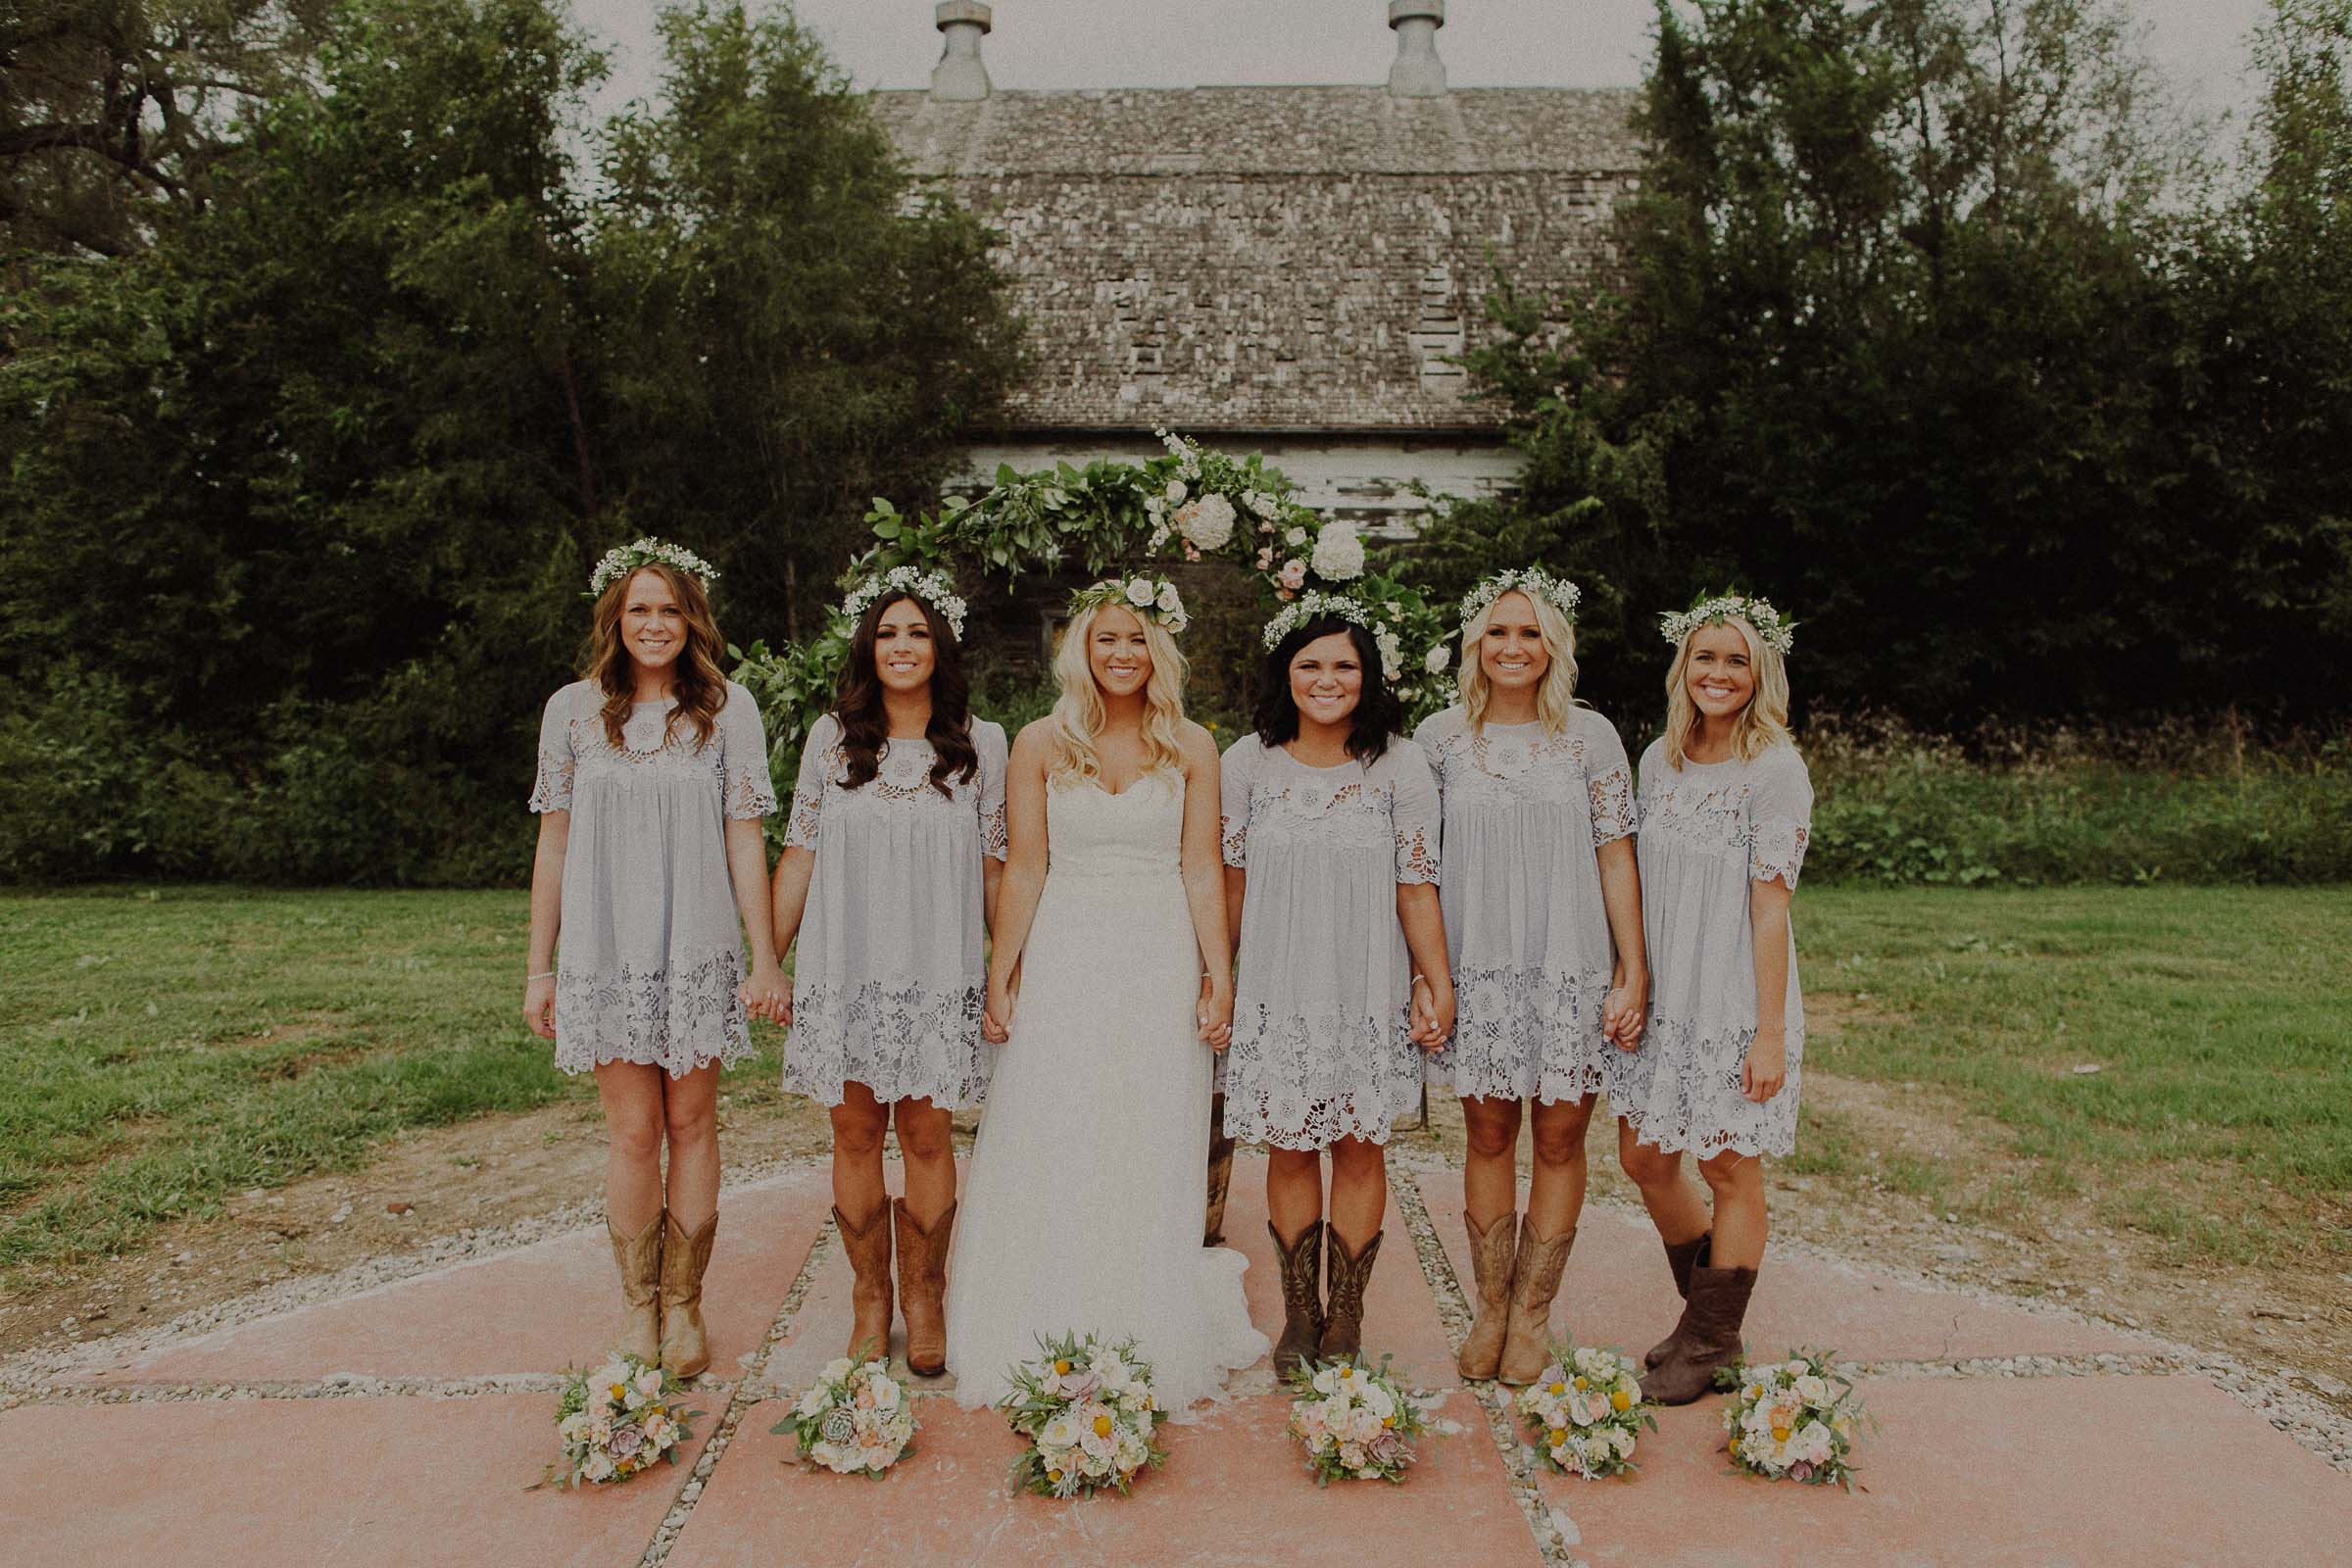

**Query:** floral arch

left=733, top=430, right=1455, bottom=793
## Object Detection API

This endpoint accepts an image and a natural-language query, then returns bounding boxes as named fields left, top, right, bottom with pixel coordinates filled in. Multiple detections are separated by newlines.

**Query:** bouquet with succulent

left=1287, top=1355, right=1440, bottom=1486
left=1515, top=1338, right=1655, bottom=1480
left=1715, top=1348, right=1868, bottom=1488
left=998, top=1331, right=1168, bottom=1498
left=774, top=1355, right=918, bottom=1478
left=535, top=1352, right=702, bottom=1490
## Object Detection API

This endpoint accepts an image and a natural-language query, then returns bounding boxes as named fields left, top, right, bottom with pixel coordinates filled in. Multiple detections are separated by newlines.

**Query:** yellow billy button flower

left=1574, top=1376, right=1588, bottom=1390
left=1047, top=1468, right=1062, bottom=1483
left=1382, top=1415, right=1396, bottom=1429
left=1547, top=1381, right=1567, bottom=1396
left=1772, top=1426, right=1792, bottom=1444
left=1548, top=1427, right=1568, bottom=1446
left=1054, top=1359, right=1073, bottom=1376
left=1611, top=1389, right=1634, bottom=1412
left=1093, top=1415, right=1115, bottom=1439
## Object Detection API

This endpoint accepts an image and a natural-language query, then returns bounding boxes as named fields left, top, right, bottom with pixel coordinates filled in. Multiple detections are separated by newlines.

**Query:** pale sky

left=569, top=1, right=2274, bottom=126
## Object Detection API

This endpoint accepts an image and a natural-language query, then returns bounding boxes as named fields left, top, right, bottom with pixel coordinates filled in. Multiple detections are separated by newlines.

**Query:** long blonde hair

left=1047, top=600, right=1190, bottom=785
left=1662, top=615, right=1792, bottom=768
left=1458, top=586, right=1580, bottom=735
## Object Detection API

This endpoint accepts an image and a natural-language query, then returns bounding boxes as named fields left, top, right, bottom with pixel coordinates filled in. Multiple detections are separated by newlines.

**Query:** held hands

left=1406, top=974, right=1455, bottom=1054
left=740, top=959, right=791, bottom=1026
left=1742, top=1027, right=1788, bottom=1102
left=522, top=975, right=557, bottom=1040
left=1197, top=975, right=1234, bottom=1053
left=982, top=969, right=1018, bottom=1045
left=1601, top=973, right=1648, bottom=1053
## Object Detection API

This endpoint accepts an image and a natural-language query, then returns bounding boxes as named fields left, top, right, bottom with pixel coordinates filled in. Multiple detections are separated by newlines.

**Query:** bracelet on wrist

left=527, top=970, right=556, bottom=981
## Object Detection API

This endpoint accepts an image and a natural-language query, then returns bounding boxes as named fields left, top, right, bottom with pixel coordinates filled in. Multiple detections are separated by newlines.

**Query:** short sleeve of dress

left=1584, top=712, right=1637, bottom=846
left=1748, top=747, right=1814, bottom=890
left=1388, top=740, right=1441, bottom=884
left=718, top=684, right=777, bottom=820
left=783, top=712, right=839, bottom=849
left=1218, top=737, right=1255, bottom=868
left=976, top=720, right=1010, bottom=861
left=1411, top=710, right=1450, bottom=807
left=528, top=687, right=577, bottom=812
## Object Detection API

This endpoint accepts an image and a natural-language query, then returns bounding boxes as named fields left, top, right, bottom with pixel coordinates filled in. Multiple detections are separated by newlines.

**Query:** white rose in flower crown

left=1155, top=582, right=1183, bottom=613
left=1124, top=577, right=1156, bottom=607
left=1309, top=523, right=1366, bottom=581
left=1179, top=492, right=1237, bottom=550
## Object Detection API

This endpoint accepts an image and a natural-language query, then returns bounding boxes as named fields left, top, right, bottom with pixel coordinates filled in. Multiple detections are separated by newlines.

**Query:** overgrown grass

left=1799, top=884, right=2352, bottom=1260
left=1804, top=712, right=2352, bottom=886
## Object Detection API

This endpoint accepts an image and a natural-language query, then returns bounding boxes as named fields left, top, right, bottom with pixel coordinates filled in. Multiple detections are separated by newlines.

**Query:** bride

left=944, top=578, right=1270, bottom=1410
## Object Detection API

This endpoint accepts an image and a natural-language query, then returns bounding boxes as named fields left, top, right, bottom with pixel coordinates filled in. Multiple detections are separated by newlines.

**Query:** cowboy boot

left=1203, top=1096, right=1236, bottom=1247
left=607, top=1210, right=664, bottom=1363
left=658, top=1210, right=719, bottom=1379
left=1454, top=1209, right=1517, bottom=1380
left=834, top=1202, right=894, bottom=1364
left=1317, top=1226, right=1383, bottom=1366
left=1645, top=1232, right=1711, bottom=1368
left=1497, top=1220, right=1576, bottom=1386
left=893, top=1198, right=956, bottom=1378
left=1269, top=1220, right=1325, bottom=1377
left=1642, top=1262, right=1759, bottom=1405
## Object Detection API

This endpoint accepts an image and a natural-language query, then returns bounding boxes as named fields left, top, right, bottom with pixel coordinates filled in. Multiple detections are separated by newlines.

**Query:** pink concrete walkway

left=3, top=1157, right=2342, bottom=1568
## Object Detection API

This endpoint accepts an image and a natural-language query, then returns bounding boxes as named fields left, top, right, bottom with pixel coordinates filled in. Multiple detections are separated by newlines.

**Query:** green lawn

left=1, top=884, right=2345, bottom=1279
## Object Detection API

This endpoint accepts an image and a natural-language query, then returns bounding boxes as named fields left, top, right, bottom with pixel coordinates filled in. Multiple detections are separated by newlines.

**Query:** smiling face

left=871, top=597, right=937, bottom=695
left=1288, top=630, right=1365, bottom=731
left=620, top=568, right=688, bottom=675
left=1684, top=623, right=1756, bottom=722
left=1087, top=604, right=1153, bottom=699
left=1479, top=590, right=1550, bottom=695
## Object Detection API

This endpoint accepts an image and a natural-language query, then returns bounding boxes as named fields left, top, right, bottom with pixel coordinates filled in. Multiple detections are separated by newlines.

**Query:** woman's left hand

left=1602, top=976, right=1648, bottom=1051
left=1407, top=975, right=1455, bottom=1053
left=1741, top=1027, right=1788, bottom=1102
left=1197, top=976, right=1234, bottom=1053
left=740, top=961, right=790, bottom=1024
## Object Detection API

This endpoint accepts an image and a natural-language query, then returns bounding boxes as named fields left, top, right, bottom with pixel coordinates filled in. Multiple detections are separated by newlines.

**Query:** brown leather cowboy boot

left=1269, top=1220, right=1325, bottom=1377
left=1317, top=1225, right=1383, bottom=1365
left=893, top=1197, right=956, bottom=1378
left=834, top=1202, right=893, bottom=1363
left=658, top=1210, right=719, bottom=1379
left=607, top=1209, right=663, bottom=1363
left=1496, top=1219, right=1575, bottom=1386
left=1642, top=1261, right=1758, bottom=1405
left=1454, top=1209, right=1517, bottom=1380
left=1203, top=1095, right=1236, bottom=1247
left=1645, top=1232, right=1711, bottom=1367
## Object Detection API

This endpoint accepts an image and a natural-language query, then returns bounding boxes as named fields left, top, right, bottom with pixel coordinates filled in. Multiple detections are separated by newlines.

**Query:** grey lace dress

left=1218, top=734, right=1442, bottom=1149
left=778, top=712, right=1008, bottom=1109
left=529, top=679, right=777, bottom=1078
left=1610, top=740, right=1812, bottom=1157
left=1413, top=705, right=1637, bottom=1104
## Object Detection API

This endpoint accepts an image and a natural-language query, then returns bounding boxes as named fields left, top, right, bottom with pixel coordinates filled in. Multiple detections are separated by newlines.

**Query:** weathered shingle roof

left=871, top=86, right=1643, bottom=435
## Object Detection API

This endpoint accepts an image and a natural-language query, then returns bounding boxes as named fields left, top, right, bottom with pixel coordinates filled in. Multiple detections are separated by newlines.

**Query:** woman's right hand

left=523, top=975, right=557, bottom=1040
left=983, top=971, right=1017, bottom=1044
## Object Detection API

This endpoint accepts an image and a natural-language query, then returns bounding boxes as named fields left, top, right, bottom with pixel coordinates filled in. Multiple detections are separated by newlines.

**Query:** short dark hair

left=1251, top=616, right=1400, bottom=763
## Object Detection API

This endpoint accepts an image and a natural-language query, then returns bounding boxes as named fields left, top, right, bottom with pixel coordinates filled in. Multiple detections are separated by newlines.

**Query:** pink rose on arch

left=1278, top=559, right=1306, bottom=590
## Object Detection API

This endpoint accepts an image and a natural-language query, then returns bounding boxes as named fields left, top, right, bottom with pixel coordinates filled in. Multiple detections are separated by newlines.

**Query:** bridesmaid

left=769, top=566, right=1006, bottom=1376
left=1221, top=595, right=1453, bottom=1373
left=524, top=539, right=786, bottom=1378
left=1610, top=593, right=1811, bottom=1404
left=1414, top=569, right=1647, bottom=1386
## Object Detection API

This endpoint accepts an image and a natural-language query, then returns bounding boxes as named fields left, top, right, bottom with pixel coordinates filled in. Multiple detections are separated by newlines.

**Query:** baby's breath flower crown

left=841, top=564, right=969, bottom=639
left=1460, top=566, right=1582, bottom=629
left=1070, top=574, right=1189, bottom=633
left=588, top=537, right=719, bottom=599
left=1660, top=590, right=1797, bottom=657
left=1260, top=590, right=1412, bottom=684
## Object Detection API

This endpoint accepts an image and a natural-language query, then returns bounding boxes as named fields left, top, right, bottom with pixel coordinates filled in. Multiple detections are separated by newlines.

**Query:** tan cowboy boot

left=1269, top=1220, right=1325, bottom=1378
left=1454, top=1209, right=1517, bottom=1380
left=1495, top=1219, right=1575, bottom=1386
left=893, top=1198, right=956, bottom=1378
left=1203, top=1095, right=1236, bottom=1247
left=1642, top=1261, right=1759, bottom=1405
left=607, top=1210, right=664, bottom=1363
left=658, top=1210, right=719, bottom=1378
left=1317, top=1225, right=1383, bottom=1366
left=1645, top=1232, right=1711, bottom=1367
left=834, top=1202, right=893, bottom=1363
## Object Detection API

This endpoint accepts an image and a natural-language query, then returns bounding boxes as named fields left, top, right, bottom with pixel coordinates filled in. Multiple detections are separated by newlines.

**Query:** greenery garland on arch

left=730, top=430, right=1455, bottom=800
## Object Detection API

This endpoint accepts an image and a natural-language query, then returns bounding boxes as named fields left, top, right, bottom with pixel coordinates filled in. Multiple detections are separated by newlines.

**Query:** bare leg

left=1458, top=1096, right=1523, bottom=1230
left=1326, top=1136, right=1388, bottom=1250
left=1616, top=1119, right=1710, bottom=1246
left=892, top=1097, right=957, bottom=1226
left=1699, top=1150, right=1769, bottom=1269
left=1525, top=1095, right=1596, bottom=1241
left=660, top=1063, right=722, bottom=1229
left=1266, top=1146, right=1326, bottom=1244
left=829, top=1082, right=891, bottom=1226
left=595, top=1061, right=668, bottom=1233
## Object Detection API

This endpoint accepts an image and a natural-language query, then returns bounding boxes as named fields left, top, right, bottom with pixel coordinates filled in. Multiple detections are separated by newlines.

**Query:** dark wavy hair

left=830, top=593, right=977, bottom=798
left=585, top=564, right=728, bottom=752
left=1251, top=616, right=1399, bottom=763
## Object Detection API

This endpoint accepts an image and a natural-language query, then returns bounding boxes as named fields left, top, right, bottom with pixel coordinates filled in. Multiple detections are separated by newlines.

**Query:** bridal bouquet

left=1716, top=1348, right=1868, bottom=1488
left=998, top=1331, right=1167, bottom=1497
left=1516, top=1339, right=1654, bottom=1480
left=1288, top=1356, right=1434, bottom=1485
left=537, top=1352, right=702, bottom=1489
left=774, top=1356, right=917, bottom=1478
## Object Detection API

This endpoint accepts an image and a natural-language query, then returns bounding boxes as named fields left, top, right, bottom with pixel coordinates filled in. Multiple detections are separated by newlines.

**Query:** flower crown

left=1071, top=574, right=1188, bottom=632
left=841, top=565, right=968, bottom=638
left=1660, top=591, right=1797, bottom=656
left=1260, top=590, right=1407, bottom=682
left=1460, top=566, right=1582, bottom=628
left=588, top=537, right=719, bottom=598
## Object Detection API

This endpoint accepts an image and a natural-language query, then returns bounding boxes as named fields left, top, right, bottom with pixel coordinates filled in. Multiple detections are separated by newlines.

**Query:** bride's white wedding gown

left=944, top=771, right=1269, bottom=1412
